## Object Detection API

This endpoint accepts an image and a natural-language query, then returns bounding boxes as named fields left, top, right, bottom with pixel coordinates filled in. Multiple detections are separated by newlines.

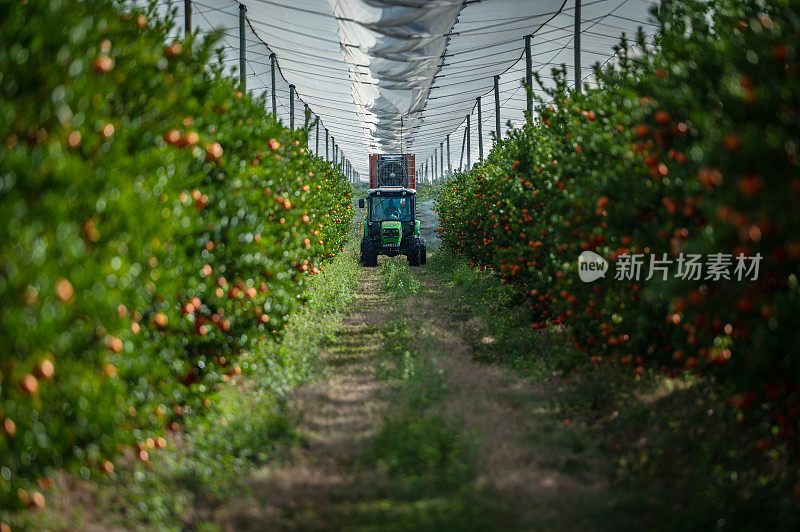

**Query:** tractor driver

left=385, top=199, right=401, bottom=220
left=384, top=198, right=407, bottom=220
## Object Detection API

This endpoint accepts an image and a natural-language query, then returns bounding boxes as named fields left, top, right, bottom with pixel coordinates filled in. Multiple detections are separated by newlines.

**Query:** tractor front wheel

left=360, top=239, right=378, bottom=267
left=361, top=251, right=378, bottom=267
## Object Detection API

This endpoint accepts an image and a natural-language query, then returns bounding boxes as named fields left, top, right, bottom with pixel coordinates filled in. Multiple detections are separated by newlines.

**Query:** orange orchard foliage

left=437, top=0, right=800, bottom=455
left=0, top=0, right=352, bottom=511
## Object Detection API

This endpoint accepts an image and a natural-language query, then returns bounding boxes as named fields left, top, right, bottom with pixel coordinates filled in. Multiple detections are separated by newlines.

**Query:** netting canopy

left=147, top=0, right=660, bottom=180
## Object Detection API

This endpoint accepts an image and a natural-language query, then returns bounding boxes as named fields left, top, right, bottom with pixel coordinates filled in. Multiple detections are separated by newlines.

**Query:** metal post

left=477, top=97, right=483, bottom=161
left=459, top=124, right=467, bottom=170
left=270, top=54, right=276, bottom=117
left=574, top=0, right=581, bottom=91
left=304, top=103, right=309, bottom=133
left=433, top=150, right=437, bottom=183
left=289, top=84, right=295, bottom=129
left=325, top=129, right=329, bottom=161
left=466, top=114, right=471, bottom=169
left=446, top=134, right=451, bottom=177
left=494, top=75, right=501, bottom=141
left=425, top=161, right=428, bottom=183
left=184, top=0, right=191, bottom=36
left=525, top=34, right=532, bottom=119
left=440, top=142, right=444, bottom=181
left=315, top=121, right=319, bottom=155
left=239, top=3, right=246, bottom=91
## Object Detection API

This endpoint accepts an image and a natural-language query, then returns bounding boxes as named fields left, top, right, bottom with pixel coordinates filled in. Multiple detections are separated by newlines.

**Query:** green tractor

left=358, top=187, right=427, bottom=267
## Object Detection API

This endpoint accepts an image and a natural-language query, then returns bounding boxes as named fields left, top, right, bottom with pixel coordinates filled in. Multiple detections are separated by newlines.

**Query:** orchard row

left=437, top=0, right=800, bottom=450
left=0, top=0, right=352, bottom=511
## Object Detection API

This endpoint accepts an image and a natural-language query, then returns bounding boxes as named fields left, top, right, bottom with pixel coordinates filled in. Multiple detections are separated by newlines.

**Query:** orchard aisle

left=203, top=247, right=616, bottom=530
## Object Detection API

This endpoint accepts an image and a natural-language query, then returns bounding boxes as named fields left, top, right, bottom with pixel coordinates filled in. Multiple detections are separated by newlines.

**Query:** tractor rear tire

left=420, top=241, right=427, bottom=265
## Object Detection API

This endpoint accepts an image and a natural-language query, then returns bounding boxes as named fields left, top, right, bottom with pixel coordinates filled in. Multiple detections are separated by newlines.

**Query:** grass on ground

left=328, top=254, right=500, bottom=531
left=379, top=256, right=421, bottom=298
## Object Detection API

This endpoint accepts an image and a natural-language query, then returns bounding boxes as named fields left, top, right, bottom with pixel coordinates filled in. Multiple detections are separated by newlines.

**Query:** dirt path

left=209, top=267, right=393, bottom=530
left=408, top=266, right=608, bottom=530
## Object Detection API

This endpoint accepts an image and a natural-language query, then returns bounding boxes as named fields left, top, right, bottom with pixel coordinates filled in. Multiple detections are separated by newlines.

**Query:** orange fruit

left=20, top=374, right=39, bottom=394
left=55, top=278, right=74, bottom=302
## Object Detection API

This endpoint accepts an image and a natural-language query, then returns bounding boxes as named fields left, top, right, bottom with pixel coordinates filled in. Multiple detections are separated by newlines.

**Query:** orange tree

left=0, top=0, right=351, bottom=511
left=437, top=0, right=800, bottom=453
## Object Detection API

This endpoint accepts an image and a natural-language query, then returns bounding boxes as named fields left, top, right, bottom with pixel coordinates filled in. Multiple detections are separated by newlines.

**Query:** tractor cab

left=358, top=187, right=427, bottom=267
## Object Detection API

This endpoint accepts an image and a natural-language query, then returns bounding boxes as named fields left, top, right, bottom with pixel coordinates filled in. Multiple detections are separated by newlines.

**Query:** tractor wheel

left=420, top=241, right=427, bottom=265
left=361, top=251, right=378, bottom=267
left=407, top=243, right=421, bottom=266
left=360, top=239, right=378, bottom=267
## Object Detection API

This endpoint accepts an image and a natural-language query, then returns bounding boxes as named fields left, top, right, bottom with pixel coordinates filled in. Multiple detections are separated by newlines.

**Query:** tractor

left=358, top=186, right=426, bottom=267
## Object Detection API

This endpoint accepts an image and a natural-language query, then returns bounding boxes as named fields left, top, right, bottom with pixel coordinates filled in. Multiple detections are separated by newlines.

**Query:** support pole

left=446, top=134, right=451, bottom=177
left=477, top=96, right=483, bottom=161
left=238, top=3, right=246, bottom=91
left=494, top=75, right=501, bottom=141
left=315, top=121, right=319, bottom=156
left=466, top=114, right=471, bottom=169
left=440, top=142, right=444, bottom=181
left=289, top=84, right=295, bottom=129
left=459, top=123, right=467, bottom=170
left=574, top=0, right=581, bottom=92
left=525, top=34, right=532, bottom=119
left=184, top=0, right=191, bottom=36
left=304, top=103, right=309, bottom=132
left=270, top=54, right=276, bottom=117
left=325, top=129, right=329, bottom=161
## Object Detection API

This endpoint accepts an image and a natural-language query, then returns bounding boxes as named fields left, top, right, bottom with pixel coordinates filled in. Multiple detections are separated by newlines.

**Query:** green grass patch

left=379, top=256, right=421, bottom=298
left=343, top=317, right=497, bottom=530
left=370, top=410, right=478, bottom=500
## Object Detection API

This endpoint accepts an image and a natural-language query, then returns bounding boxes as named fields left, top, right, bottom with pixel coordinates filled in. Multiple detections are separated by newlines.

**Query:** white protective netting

left=146, top=0, right=660, bottom=182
